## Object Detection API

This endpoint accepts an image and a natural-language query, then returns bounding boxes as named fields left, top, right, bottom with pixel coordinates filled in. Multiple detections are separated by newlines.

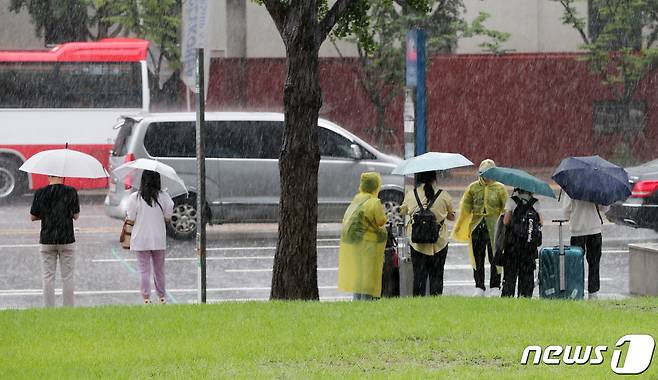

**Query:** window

left=111, top=118, right=136, bottom=157
left=319, top=128, right=354, bottom=158
left=593, top=100, right=646, bottom=135
left=0, top=62, right=142, bottom=108
left=145, top=120, right=284, bottom=159
left=206, top=121, right=283, bottom=159
left=144, top=122, right=196, bottom=157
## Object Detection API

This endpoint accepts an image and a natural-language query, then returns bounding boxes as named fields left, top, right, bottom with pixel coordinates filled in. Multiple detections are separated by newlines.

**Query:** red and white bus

left=0, top=38, right=149, bottom=199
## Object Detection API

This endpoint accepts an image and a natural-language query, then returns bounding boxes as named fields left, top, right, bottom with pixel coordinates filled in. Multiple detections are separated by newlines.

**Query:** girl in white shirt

left=126, top=170, right=174, bottom=304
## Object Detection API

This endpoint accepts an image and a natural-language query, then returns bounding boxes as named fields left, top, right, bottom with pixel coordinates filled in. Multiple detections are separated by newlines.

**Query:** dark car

left=606, top=158, right=658, bottom=231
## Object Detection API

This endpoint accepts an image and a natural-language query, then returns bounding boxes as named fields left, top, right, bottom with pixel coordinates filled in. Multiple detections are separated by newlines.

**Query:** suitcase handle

left=552, top=220, right=568, bottom=291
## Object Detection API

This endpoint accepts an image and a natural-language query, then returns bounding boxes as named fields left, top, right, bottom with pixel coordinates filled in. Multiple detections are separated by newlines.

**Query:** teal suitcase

left=538, top=221, right=585, bottom=299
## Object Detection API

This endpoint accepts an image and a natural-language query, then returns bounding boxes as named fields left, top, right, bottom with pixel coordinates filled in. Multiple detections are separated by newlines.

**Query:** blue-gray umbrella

left=480, top=166, right=556, bottom=198
left=391, top=152, right=473, bottom=175
left=552, top=155, right=631, bottom=206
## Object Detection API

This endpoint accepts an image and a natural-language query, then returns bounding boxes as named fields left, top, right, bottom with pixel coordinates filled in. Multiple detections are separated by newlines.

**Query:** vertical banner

left=181, top=0, right=214, bottom=98
left=405, top=29, right=427, bottom=158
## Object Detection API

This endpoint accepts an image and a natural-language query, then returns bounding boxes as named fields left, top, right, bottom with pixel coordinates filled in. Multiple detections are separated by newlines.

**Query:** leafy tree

left=9, top=0, right=124, bottom=44
left=554, top=0, right=658, bottom=162
left=257, top=0, right=431, bottom=300
left=103, top=0, right=182, bottom=103
left=330, top=1, right=509, bottom=151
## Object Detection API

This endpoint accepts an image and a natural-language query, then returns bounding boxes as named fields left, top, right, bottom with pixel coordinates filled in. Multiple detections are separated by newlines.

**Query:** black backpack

left=411, top=188, right=443, bottom=244
left=507, top=196, right=542, bottom=248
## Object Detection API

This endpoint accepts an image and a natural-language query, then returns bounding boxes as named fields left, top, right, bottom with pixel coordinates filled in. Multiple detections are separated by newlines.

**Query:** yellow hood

left=359, top=172, right=382, bottom=196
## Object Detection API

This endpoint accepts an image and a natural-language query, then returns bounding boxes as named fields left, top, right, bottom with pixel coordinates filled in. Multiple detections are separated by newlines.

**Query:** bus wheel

left=0, top=157, right=26, bottom=201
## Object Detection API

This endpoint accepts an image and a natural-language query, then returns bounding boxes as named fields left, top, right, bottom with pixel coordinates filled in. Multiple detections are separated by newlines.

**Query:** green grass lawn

left=1, top=296, right=657, bottom=379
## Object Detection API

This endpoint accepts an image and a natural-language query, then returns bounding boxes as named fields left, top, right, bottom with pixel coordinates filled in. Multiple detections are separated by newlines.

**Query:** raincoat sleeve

left=452, top=185, right=474, bottom=242
left=371, top=198, right=388, bottom=227
left=496, top=185, right=508, bottom=214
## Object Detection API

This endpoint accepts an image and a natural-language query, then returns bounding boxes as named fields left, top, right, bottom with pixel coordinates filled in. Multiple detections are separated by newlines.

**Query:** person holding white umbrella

left=125, top=170, right=174, bottom=304
left=21, top=147, right=107, bottom=308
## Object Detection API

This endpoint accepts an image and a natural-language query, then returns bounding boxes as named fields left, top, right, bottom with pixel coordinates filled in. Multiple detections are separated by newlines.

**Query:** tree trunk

left=270, top=18, right=322, bottom=300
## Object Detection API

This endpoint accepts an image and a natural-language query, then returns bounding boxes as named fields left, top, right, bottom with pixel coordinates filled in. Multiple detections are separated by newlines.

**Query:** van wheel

left=0, top=157, right=27, bottom=201
left=168, top=198, right=198, bottom=240
left=380, top=190, right=404, bottom=225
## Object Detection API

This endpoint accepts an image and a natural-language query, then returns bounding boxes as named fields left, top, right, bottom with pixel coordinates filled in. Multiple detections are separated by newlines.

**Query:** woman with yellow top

left=337, top=172, right=388, bottom=300
left=400, top=170, right=455, bottom=296
left=453, top=159, right=508, bottom=297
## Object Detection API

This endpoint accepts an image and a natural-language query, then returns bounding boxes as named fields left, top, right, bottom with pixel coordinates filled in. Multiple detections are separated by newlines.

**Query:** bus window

left=0, top=62, right=142, bottom=108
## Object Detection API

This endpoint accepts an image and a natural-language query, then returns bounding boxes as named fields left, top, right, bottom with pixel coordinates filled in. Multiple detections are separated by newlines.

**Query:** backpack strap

left=414, top=188, right=442, bottom=211
left=595, top=204, right=603, bottom=225
left=413, top=188, right=425, bottom=211
left=427, top=189, right=443, bottom=209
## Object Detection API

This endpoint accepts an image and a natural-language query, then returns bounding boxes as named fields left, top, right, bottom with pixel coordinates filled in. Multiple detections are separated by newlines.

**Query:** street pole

left=400, top=29, right=427, bottom=297
left=195, top=48, right=207, bottom=304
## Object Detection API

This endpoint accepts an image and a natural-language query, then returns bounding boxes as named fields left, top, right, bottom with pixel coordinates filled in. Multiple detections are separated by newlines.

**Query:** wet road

left=1, top=194, right=656, bottom=309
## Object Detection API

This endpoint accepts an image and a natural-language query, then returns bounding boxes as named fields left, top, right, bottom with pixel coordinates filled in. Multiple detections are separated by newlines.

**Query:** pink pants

left=134, top=250, right=166, bottom=300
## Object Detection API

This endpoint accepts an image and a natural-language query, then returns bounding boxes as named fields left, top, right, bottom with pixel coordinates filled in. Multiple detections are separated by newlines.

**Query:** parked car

left=606, top=158, right=658, bottom=231
left=104, top=112, right=405, bottom=239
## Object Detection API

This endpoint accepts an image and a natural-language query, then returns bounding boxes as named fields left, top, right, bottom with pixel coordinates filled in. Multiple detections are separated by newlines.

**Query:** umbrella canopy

left=480, top=166, right=556, bottom=198
left=552, top=155, right=631, bottom=206
left=19, top=148, right=107, bottom=178
left=391, top=152, right=473, bottom=175
left=112, top=158, right=188, bottom=198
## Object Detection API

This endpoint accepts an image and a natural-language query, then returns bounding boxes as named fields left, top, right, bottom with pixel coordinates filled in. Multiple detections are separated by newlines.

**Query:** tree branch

left=559, top=0, right=590, bottom=45
left=316, top=0, right=354, bottom=45
left=263, top=0, right=288, bottom=36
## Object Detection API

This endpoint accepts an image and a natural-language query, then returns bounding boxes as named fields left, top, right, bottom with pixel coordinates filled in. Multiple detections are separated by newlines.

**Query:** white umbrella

left=391, top=152, right=473, bottom=175
left=19, top=148, right=108, bottom=178
left=112, top=158, right=188, bottom=198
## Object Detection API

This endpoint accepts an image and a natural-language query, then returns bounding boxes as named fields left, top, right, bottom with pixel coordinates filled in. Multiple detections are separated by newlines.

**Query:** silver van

left=104, top=112, right=404, bottom=239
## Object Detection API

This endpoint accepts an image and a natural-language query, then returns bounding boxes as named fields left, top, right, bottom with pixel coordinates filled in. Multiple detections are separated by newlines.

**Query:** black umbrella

left=552, top=155, right=631, bottom=205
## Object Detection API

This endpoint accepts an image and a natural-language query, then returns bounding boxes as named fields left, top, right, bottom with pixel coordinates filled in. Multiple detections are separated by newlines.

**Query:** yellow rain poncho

left=338, top=172, right=388, bottom=298
left=452, top=178, right=508, bottom=271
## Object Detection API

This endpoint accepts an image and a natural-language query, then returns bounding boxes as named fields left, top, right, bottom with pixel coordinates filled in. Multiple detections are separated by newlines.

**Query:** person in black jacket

left=30, top=176, right=80, bottom=307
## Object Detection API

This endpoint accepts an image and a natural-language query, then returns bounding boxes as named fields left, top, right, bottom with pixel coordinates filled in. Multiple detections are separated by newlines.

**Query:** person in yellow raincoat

left=400, top=170, right=455, bottom=296
left=452, top=159, right=508, bottom=297
left=338, top=172, right=388, bottom=300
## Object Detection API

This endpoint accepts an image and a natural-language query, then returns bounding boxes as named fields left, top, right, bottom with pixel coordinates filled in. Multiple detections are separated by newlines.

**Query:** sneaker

left=159, top=297, right=167, bottom=304
left=473, top=288, right=485, bottom=297
left=143, top=299, right=152, bottom=304
left=588, top=292, right=598, bottom=300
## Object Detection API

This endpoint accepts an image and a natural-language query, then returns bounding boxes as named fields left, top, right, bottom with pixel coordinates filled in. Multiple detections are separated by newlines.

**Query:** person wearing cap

left=337, top=172, right=389, bottom=300
left=453, top=159, right=508, bottom=297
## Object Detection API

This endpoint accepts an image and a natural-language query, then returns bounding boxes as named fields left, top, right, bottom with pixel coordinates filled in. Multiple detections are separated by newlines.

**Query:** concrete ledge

left=628, top=243, right=658, bottom=296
